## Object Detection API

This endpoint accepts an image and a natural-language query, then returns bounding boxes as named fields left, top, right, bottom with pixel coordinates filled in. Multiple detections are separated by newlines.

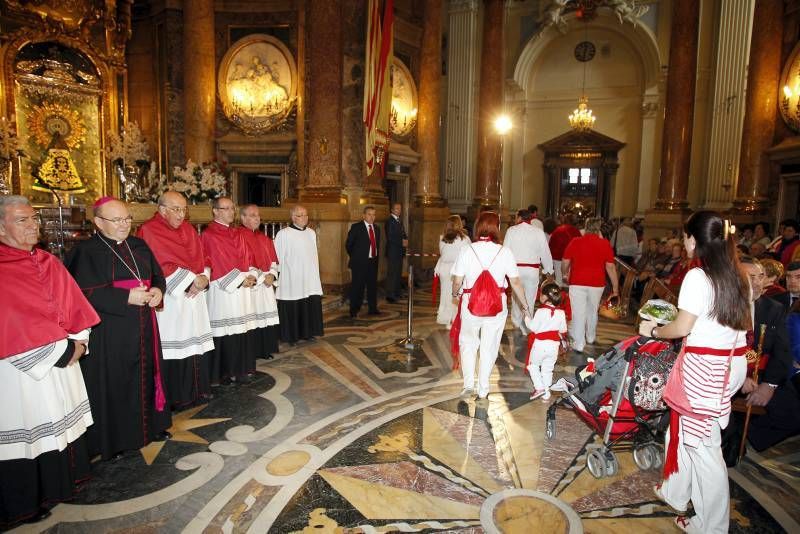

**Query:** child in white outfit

left=524, top=281, right=568, bottom=401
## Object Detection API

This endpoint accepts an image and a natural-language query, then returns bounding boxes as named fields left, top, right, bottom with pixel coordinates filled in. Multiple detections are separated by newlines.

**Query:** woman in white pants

left=451, top=212, right=530, bottom=399
left=639, top=211, right=750, bottom=533
left=561, top=218, right=618, bottom=353
left=434, top=215, right=470, bottom=327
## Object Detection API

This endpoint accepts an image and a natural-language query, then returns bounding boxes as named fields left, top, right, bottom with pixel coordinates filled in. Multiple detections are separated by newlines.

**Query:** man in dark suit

left=346, top=206, right=380, bottom=317
left=723, top=257, right=800, bottom=460
left=384, top=202, right=408, bottom=303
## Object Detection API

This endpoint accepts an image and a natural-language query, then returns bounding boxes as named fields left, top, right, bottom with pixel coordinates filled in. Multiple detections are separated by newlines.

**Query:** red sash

left=525, top=330, right=562, bottom=369
left=112, top=279, right=166, bottom=412
left=684, top=345, right=748, bottom=356
left=517, top=263, right=541, bottom=268
left=449, top=288, right=471, bottom=370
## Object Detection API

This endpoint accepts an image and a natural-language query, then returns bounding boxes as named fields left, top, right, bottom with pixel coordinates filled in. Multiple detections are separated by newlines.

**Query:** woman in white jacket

left=434, top=215, right=470, bottom=327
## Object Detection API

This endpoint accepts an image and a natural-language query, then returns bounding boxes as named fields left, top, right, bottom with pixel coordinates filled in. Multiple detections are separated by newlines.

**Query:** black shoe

left=111, top=452, right=125, bottom=461
left=23, top=508, right=52, bottom=524
left=349, top=310, right=358, bottom=318
left=368, top=309, right=380, bottom=316
left=237, top=374, right=254, bottom=385
left=157, top=430, right=172, bottom=441
left=200, top=393, right=214, bottom=401
left=263, top=354, right=274, bottom=360
left=386, top=297, right=397, bottom=303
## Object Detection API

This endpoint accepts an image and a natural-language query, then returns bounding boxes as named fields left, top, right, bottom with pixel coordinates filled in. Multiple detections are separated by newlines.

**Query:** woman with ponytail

left=639, top=211, right=750, bottom=533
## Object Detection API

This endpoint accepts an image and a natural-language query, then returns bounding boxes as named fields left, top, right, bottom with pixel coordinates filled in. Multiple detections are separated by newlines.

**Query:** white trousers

left=459, top=299, right=507, bottom=397
left=568, top=285, right=604, bottom=352
left=553, top=260, right=563, bottom=286
left=527, top=340, right=559, bottom=391
left=511, top=267, right=539, bottom=333
left=661, top=418, right=730, bottom=534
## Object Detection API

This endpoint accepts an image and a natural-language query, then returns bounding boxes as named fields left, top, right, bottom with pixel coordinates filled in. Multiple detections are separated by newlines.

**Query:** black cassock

left=66, top=234, right=172, bottom=459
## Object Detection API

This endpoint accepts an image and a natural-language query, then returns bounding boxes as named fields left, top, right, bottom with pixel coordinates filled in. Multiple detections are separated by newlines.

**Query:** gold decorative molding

left=217, top=34, right=298, bottom=136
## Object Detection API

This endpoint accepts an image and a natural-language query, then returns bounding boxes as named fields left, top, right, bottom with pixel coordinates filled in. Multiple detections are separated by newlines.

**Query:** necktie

left=368, top=224, right=377, bottom=257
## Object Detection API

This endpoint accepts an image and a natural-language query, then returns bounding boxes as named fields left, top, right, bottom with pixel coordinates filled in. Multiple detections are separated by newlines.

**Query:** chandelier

left=568, top=20, right=597, bottom=132
left=569, top=96, right=596, bottom=131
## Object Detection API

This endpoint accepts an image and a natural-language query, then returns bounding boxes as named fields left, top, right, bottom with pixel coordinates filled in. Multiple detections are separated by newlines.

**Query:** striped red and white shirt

left=677, top=268, right=748, bottom=445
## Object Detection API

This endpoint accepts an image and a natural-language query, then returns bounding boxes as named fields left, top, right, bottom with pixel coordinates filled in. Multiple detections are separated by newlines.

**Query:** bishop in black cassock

left=66, top=197, right=172, bottom=460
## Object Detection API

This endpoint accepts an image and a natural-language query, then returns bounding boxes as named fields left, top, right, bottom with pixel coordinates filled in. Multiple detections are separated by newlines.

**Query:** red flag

left=363, top=0, right=394, bottom=175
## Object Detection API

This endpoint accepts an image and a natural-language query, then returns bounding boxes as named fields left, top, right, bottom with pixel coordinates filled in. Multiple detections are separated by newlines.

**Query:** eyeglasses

left=161, top=205, right=188, bottom=214
left=97, top=215, right=134, bottom=225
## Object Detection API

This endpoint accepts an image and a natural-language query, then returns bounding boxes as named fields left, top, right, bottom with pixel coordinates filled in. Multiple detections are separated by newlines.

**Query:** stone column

left=635, top=93, right=661, bottom=217
left=473, top=0, right=504, bottom=210
left=734, top=0, right=783, bottom=213
left=654, top=0, right=700, bottom=210
left=414, top=0, right=444, bottom=207
left=444, top=0, right=480, bottom=213
left=703, top=0, right=755, bottom=210
left=182, top=0, right=216, bottom=164
left=301, top=0, right=344, bottom=202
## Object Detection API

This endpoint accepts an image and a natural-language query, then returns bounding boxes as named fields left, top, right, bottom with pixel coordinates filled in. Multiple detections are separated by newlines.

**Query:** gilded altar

left=0, top=0, right=132, bottom=202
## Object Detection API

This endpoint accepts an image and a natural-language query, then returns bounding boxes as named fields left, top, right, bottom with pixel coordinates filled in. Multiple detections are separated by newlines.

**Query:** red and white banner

left=363, top=0, right=394, bottom=175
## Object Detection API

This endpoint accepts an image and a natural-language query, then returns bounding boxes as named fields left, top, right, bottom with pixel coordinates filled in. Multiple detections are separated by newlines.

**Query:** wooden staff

left=739, top=324, right=767, bottom=461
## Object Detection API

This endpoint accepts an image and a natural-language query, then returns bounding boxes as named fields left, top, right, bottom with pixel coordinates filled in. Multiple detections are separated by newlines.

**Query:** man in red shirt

left=549, top=213, right=582, bottom=286
left=562, top=218, right=618, bottom=353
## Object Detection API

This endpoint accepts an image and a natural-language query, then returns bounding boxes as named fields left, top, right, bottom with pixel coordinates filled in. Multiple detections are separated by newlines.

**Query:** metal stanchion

left=396, top=264, right=422, bottom=350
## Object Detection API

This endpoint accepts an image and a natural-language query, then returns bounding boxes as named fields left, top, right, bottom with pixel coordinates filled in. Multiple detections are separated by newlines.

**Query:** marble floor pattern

left=14, top=289, right=798, bottom=533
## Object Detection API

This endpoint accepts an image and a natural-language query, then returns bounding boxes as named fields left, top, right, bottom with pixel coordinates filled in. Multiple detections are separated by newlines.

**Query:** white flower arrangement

left=0, top=116, right=22, bottom=161
left=168, top=160, right=227, bottom=203
left=107, top=122, right=150, bottom=166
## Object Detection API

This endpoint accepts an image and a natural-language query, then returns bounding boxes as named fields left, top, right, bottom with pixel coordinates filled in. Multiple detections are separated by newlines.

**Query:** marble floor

left=15, top=290, right=798, bottom=533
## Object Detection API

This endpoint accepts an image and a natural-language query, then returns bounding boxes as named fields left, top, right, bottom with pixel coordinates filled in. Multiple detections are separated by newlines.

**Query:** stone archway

left=507, top=11, right=662, bottom=217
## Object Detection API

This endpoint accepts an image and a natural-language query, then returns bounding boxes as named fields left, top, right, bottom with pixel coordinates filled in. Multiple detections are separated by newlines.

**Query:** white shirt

left=524, top=306, right=567, bottom=341
left=274, top=226, right=323, bottom=300
left=611, top=225, right=639, bottom=258
left=451, top=241, right=519, bottom=289
left=503, top=222, right=554, bottom=273
left=680, top=268, right=746, bottom=349
left=436, top=235, right=470, bottom=276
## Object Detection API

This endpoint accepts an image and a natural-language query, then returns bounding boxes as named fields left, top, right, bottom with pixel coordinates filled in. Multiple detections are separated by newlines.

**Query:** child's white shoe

left=541, top=390, right=552, bottom=402
left=530, top=389, right=545, bottom=400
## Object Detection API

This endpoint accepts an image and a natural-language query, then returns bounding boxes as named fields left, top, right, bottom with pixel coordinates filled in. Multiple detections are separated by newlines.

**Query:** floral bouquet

left=0, top=116, right=23, bottom=161
left=107, top=122, right=149, bottom=166
left=0, top=116, right=24, bottom=195
left=169, top=160, right=227, bottom=203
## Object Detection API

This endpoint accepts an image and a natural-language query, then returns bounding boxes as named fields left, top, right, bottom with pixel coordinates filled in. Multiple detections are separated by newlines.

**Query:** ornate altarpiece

left=538, top=129, right=624, bottom=220
left=0, top=0, right=132, bottom=202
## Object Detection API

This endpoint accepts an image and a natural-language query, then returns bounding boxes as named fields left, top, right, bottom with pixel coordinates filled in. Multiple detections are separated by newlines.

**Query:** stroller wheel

left=587, top=449, right=607, bottom=479
left=633, top=445, right=655, bottom=470
left=604, top=451, right=619, bottom=477
left=546, top=417, right=556, bottom=440
left=650, top=444, right=664, bottom=469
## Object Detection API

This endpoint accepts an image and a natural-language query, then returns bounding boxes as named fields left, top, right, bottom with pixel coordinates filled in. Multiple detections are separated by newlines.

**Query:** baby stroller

left=546, top=335, right=679, bottom=479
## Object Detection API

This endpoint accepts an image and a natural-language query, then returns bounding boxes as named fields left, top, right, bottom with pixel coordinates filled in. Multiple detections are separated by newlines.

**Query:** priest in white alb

left=0, top=196, right=99, bottom=528
left=138, top=191, right=215, bottom=407
left=201, top=197, right=258, bottom=383
left=504, top=209, right=554, bottom=334
left=274, top=205, right=324, bottom=343
left=238, top=204, right=280, bottom=360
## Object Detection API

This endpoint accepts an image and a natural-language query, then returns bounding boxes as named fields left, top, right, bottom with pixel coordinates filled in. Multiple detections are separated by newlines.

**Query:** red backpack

left=467, top=246, right=503, bottom=317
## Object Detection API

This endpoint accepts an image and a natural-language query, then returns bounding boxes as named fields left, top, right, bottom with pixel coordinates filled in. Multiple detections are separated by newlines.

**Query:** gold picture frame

left=218, top=34, right=297, bottom=136
left=390, top=57, right=418, bottom=140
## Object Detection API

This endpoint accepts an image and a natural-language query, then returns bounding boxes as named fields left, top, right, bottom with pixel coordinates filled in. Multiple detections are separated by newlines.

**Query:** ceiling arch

left=513, top=11, right=662, bottom=95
